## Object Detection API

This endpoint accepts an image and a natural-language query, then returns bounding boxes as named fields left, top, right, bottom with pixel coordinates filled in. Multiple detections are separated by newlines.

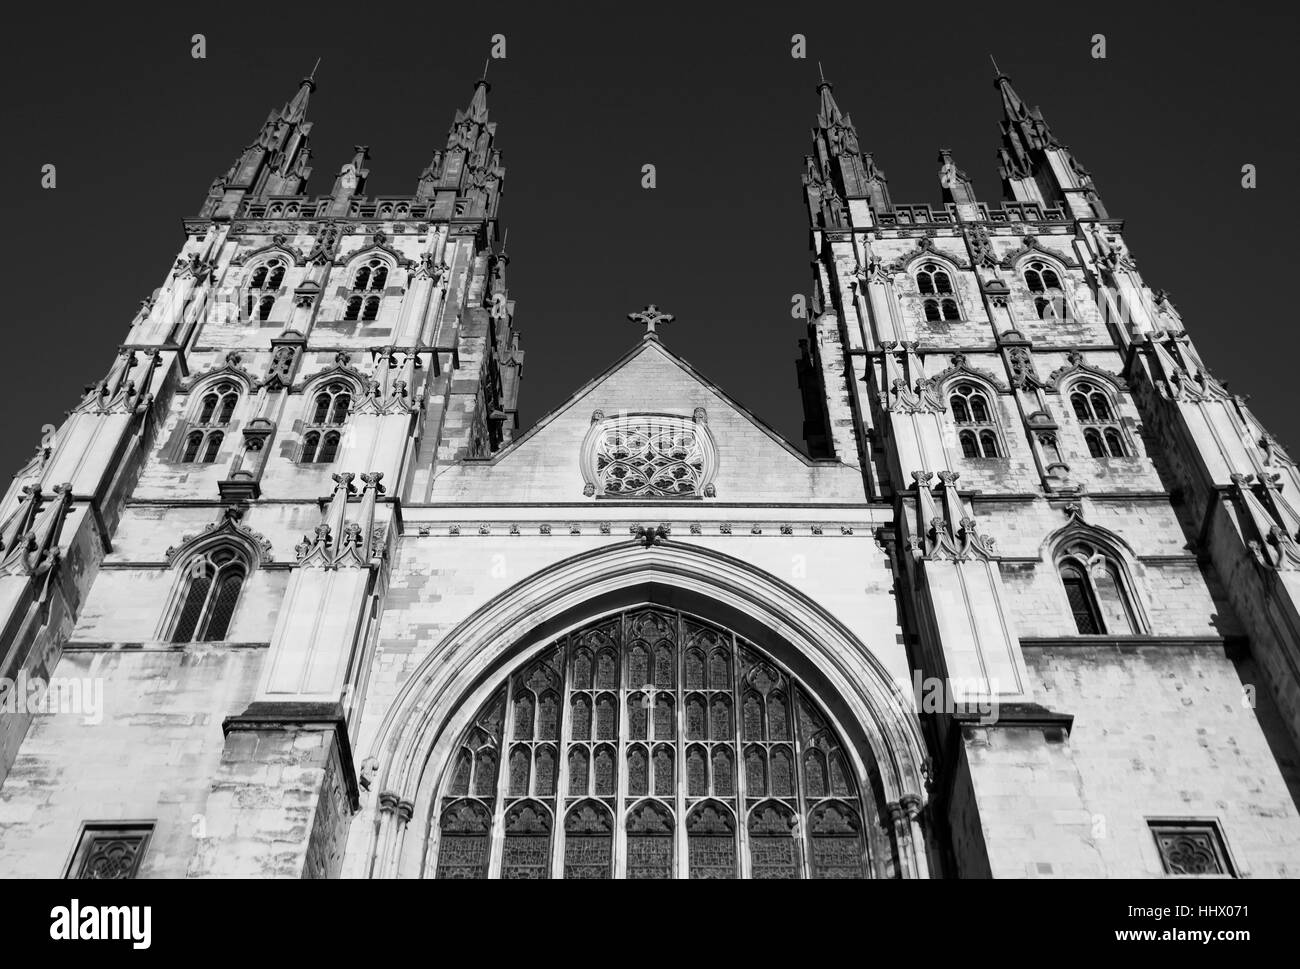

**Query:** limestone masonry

left=1, top=67, right=1297, bottom=879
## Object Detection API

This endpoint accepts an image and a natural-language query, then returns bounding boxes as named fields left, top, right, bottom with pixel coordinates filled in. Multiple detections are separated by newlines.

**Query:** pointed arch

left=159, top=540, right=254, bottom=643
left=334, top=239, right=412, bottom=271
left=179, top=358, right=258, bottom=396
left=999, top=235, right=1080, bottom=271
left=1046, top=352, right=1128, bottom=394
left=1041, top=516, right=1149, bottom=635
left=292, top=359, right=368, bottom=397
left=230, top=237, right=306, bottom=267
left=163, top=513, right=274, bottom=570
left=888, top=237, right=971, bottom=273
left=928, top=352, right=1010, bottom=394
left=176, top=374, right=247, bottom=464
left=363, top=541, right=929, bottom=880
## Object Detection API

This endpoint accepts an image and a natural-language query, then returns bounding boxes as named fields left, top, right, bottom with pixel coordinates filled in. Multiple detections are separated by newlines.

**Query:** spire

left=816, top=63, right=842, bottom=127
left=993, top=63, right=1054, bottom=153
left=805, top=69, right=890, bottom=223
left=464, top=64, right=491, bottom=125
left=281, top=62, right=318, bottom=124
left=201, top=71, right=317, bottom=217
left=418, top=68, right=505, bottom=208
left=991, top=64, right=1106, bottom=218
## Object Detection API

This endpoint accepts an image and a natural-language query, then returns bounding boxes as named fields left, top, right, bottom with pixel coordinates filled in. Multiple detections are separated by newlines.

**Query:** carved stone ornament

left=580, top=412, right=718, bottom=499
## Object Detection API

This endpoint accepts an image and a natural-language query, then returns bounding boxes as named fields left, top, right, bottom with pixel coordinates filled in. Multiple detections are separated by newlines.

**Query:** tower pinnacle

left=805, top=70, right=890, bottom=224
left=201, top=73, right=317, bottom=217
left=415, top=70, right=505, bottom=213
left=281, top=67, right=317, bottom=124
left=992, top=65, right=1105, bottom=218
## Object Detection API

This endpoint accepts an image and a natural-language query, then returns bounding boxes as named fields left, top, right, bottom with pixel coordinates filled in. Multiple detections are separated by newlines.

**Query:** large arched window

left=169, top=546, right=247, bottom=643
left=1024, top=259, right=1069, bottom=321
left=916, top=263, right=961, bottom=322
left=431, top=608, right=870, bottom=879
left=949, top=382, right=1001, bottom=458
left=1069, top=380, right=1127, bottom=458
left=343, top=257, right=388, bottom=321
left=299, top=381, right=352, bottom=464
left=246, top=257, right=287, bottom=321
left=180, top=380, right=239, bottom=464
left=1056, top=539, right=1138, bottom=635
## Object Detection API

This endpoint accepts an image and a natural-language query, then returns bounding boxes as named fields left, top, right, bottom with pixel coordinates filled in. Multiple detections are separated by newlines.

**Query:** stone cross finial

left=627, top=304, right=674, bottom=338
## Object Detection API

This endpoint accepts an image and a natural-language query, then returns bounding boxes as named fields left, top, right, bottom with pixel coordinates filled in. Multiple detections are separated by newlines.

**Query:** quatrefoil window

left=582, top=411, right=717, bottom=499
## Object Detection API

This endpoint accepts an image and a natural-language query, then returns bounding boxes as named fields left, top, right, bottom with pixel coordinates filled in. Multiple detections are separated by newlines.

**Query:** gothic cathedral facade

left=1, top=69, right=1299, bottom=879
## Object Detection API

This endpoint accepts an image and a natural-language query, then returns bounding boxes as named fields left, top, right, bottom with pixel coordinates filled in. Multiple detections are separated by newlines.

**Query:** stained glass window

left=432, top=608, right=870, bottom=878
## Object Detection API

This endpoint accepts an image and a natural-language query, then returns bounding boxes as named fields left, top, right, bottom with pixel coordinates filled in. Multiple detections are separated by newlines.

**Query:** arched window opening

left=181, top=381, right=239, bottom=464
left=300, top=382, right=352, bottom=464
left=1024, top=261, right=1062, bottom=293
left=170, top=546, right=247, bottom=643
left=182, top=431, right=203, bottom=463
left=246, top=257, right=286, bottom=319
left=916, top=264, right=961, bottom=322
left=346, top=258, right=389, bottom=322
left=923, top=297, right=961, bottom=322
left=1060, top=561, right=1101, bottom=634
left=1025, top=260, right=1068, bottom=320
left=431, top=608, right=870, bottom=879
left=1084, top=428, right=1105, bottom=458
left=1057, top=539, right=1139, bottom=636
left=916, top=262, right=953, bottom=296
left=1069, top=381, right=1127, bottom=458
left=353, top=257, right=388, bottom=292
left=1103, top=428, right=1124, bottom=457
left=949, top=383, right=1001, bottom=458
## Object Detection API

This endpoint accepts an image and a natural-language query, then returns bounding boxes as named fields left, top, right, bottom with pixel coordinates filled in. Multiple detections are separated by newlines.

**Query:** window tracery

left=342, top=257, right=388, bottom=321
left=169, top=545, right=248, bottom=643
left=583, top=414, right=717, bottom=498
left=181, top=380, right=239, bottom=464
left=916, top=261, right=961, bottom=322
left=246, top=257, right=286, bottom=321
left=300, top=381, right=352, bottom=464
left=432, top=608, right=869, bottom=879
left=1069, top=380, right=1127, bottom=457
left=949, top=382, right=1001, bottom=458
left=1023, top=259, right=1070, bottom=321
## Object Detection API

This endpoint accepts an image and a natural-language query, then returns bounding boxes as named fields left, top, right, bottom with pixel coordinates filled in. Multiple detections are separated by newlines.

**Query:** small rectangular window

left=1149, top=820, right=1234, bottom=876
left=65, top=822, right=154, bottom=879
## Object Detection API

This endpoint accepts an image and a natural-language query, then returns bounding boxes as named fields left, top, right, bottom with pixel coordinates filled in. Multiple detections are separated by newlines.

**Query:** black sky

left=4, top=4, right=1296, bottom=480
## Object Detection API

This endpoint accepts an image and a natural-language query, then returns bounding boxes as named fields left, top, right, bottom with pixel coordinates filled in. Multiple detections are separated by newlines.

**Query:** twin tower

left=0, top=66, right=1298, bottom=879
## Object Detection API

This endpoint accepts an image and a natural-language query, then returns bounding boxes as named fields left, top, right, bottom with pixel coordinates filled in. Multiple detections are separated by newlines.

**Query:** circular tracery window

left=431, top=607, right=870, bottom=879
left=582, top=413, right=717, bottom=498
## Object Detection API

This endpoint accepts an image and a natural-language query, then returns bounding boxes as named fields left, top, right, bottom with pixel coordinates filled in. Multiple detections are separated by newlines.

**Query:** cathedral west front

left=1, top=64, right=1299, bottom=880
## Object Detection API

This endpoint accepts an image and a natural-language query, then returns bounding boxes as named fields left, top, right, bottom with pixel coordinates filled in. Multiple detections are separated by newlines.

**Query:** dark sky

left=5, top=5, right=1296, bottom=481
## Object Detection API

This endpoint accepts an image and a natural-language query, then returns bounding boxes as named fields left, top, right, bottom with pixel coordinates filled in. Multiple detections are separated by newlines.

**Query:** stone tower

left=0, top=71, right=521, bottom=877
left=0, top=66, right=1297, bottom=880
left=797, top=66, right=1300, bottom=876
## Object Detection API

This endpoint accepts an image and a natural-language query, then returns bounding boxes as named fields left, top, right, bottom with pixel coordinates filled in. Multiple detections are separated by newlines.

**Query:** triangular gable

left=431, top=337, right=865, bottom=504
